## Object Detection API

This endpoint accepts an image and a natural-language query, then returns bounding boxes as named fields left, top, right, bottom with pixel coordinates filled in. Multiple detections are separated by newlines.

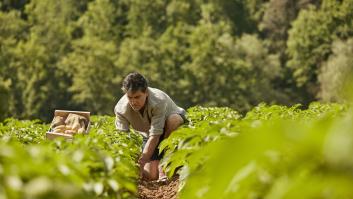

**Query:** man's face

left=126, top=90, right=148, bottom=111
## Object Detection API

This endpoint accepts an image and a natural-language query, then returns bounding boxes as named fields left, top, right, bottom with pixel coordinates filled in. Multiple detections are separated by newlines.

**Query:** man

left=114, top=72, right=186, bottom=181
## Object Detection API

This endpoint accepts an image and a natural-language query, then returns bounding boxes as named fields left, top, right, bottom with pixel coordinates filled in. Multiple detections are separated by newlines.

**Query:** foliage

left=1, top=103, right=352, bottom=198
left=0, top=9, right=26, bottom=120
left=318, top=39, right=353, bottom=102
left=287, top=0, right=353, bottom=91
left=159, top=103, right=350, bottom=198
left=0, top=116, right=142, bottom=199
left=0, top=0, right=352, bottom=125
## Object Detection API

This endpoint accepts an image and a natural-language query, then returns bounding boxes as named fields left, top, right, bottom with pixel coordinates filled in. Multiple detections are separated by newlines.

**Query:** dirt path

left=138, top=176, right=179, bottom=199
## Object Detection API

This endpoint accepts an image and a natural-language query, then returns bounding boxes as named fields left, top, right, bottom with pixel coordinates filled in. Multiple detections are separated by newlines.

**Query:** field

left=1, top=1, right=353, bottom=198
left=1, top=102, right=352, bottom=199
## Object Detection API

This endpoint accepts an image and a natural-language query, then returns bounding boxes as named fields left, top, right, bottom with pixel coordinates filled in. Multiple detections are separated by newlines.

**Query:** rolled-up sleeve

left=149, top=102, right=167, bottom=136
left=115, top=113, right=129, bottom=131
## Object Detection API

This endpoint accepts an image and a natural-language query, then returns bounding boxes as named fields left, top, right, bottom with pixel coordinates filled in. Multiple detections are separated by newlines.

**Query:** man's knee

left=165, top=114, right=184, bottom=134
left=143, top=161, right=159, bottom=180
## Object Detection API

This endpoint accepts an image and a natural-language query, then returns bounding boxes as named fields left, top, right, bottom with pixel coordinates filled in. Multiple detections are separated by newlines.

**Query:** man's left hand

left=138, top=155, right=149, bottom=168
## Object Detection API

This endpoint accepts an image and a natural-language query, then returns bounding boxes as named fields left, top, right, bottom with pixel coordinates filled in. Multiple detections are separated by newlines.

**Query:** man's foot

left=157, top=166, right=169, bottom=184
left=156, top=176, right=169, bottom=185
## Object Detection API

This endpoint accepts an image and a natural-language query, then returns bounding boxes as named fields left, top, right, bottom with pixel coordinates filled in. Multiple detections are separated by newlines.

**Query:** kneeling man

left=114, top=72, right=186, bottom=181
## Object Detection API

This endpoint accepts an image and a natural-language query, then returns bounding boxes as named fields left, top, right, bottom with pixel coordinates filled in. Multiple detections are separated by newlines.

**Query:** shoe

left=156, top=176, right=169, bottom=184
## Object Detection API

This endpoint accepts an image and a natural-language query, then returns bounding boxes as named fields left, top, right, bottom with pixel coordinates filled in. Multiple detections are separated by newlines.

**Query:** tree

left=0, top=10, right=26, bottom=120
left=0, top=0, right=28, bottom=12
left=116, top=30, right=161, bottom=88
left=117, top=3, right=283, bottom=112
left=182, top=5, right=282, bottom=111
left=7, top=0, right=81, bottom=120
left=165, top=0, right=200, bottom=26
left=157, top=22, right=193, bottom=107
left=77, top=0, right=125, bottom=42
left=211, top=0, right=257, bottom=35
left=0, top=77, right=11, bottom=121
left=59, top=0, right=123, bottom=115
left=256, top=0, right=322, bottom=105
left=287, top=0, right=353, bottom=99
left=186, top=24, right=282, bottom=111
left=123, top=0, right=167, bottom=38
left=260, top=0, right=297, bottom=51
left=318, top=38, right=353, bottom=102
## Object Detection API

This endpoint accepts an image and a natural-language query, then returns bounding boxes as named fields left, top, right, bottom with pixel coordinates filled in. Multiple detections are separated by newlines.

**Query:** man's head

left=122, top=72, right=148, bottom=111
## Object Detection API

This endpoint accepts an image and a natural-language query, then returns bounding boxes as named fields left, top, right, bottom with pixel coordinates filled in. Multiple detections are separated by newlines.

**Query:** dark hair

left=122, top=72, right=148, bottom=93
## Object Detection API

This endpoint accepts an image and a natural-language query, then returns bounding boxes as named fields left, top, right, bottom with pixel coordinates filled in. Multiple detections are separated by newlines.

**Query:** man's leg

left=142, top=114, right=184, bottom=181
left=164, top=113, right=185, bottom=139
left=142, top=161, right=159, bottom=180
left=157, top=114, right=184, bottom=180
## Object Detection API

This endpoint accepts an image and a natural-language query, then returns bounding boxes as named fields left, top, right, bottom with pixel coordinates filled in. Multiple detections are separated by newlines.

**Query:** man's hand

left=138, top=154, right=149, bottom=168
left=138, top=154, right=150, bottom=178
left=139, top=135, right=161, bottom=178
left=141, top=135, right=161, bottom=162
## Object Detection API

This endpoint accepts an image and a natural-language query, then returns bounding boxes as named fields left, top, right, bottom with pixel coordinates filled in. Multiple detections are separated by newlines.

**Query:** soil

left=138, top=176, right=179, bottom=199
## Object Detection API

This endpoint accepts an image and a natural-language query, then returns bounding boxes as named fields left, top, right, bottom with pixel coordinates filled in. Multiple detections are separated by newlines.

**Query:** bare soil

left=138, top=176, right=179, bottom=199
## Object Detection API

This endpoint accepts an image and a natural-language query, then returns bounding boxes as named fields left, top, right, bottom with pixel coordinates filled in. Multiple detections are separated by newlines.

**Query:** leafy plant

left=160, top=103, right=350, bottom=198
left=0, top=115, right=142, bottom=199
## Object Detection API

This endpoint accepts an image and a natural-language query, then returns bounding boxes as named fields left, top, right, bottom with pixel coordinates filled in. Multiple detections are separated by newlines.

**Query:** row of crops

left=0, top=116, right=141, bottom=198
left=161, top=103, right=353, bottom=198
left=1, top=102, right=352, bottom=198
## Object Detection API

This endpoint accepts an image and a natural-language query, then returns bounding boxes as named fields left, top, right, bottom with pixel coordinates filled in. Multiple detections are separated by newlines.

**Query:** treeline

left=0, top=0, right=353, bottom=122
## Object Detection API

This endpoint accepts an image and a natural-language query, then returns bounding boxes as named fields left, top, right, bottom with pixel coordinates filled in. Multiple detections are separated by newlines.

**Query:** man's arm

left=139, top=135, right=161, bottom=165
left=139, top=101, right=167, bottom=165
left=115, top=113, right=129, bottom=131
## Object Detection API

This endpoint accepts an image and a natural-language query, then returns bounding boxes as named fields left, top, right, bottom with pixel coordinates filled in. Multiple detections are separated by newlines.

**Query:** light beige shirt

left=114, top=87, right=185, bottom=137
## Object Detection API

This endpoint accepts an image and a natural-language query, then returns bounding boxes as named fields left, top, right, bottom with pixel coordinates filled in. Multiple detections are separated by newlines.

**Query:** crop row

left=160, top=103, right=352, bottom=198
left=0, top=116, right=141, bottom=199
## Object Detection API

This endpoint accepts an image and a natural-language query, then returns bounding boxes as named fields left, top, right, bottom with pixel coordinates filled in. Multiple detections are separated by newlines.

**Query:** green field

left=1, top=1, right=353, bottom=197
left=1, top=103, right=352, bottom=198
